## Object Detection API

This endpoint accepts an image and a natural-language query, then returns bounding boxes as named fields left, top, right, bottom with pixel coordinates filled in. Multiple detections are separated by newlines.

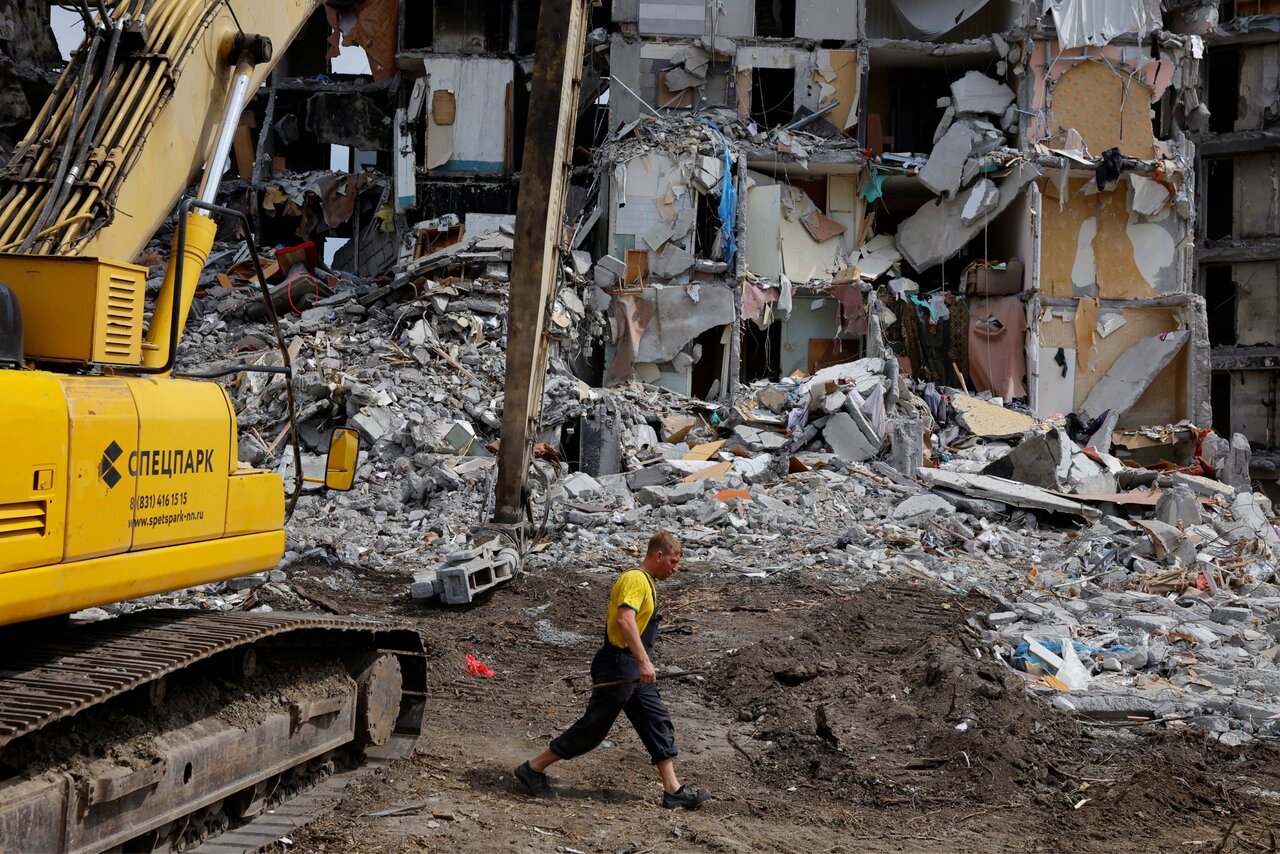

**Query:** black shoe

left=514, top=761, right=557, bottom=799
left=662, top=785, right=711, bottom=810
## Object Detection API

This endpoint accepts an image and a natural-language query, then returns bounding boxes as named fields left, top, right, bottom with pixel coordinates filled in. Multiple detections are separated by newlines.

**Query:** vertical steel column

left=492, top=0, right=590, bottom=525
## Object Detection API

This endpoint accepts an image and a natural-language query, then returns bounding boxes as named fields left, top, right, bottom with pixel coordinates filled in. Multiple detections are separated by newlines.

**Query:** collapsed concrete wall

left=7, top=0, right=1221, bottom=462
left=584, top=1, right=1213, bottom=445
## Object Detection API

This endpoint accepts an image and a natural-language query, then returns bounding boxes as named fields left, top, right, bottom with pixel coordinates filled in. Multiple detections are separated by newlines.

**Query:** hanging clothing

left=968, top=295, right=1028, bottom=400
left=833, top=283, right=868, bottom=335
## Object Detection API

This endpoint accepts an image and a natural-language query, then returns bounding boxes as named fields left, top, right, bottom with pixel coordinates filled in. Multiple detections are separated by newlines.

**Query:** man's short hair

left=647, top=530, right=681, bottom=556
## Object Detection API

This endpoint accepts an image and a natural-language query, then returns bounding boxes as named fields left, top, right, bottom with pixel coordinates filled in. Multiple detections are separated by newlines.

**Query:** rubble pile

left=127, top=182, right=1275, bottom=750
left=144, top=226, right=592, bottom=572
left=137, top=235, right=1280, bottom=744
left=523, top=358, right=1280, bottom=744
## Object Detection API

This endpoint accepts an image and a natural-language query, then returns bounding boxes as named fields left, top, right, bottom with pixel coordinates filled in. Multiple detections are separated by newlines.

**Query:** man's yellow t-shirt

left=606, top=569, right=656, bottom=649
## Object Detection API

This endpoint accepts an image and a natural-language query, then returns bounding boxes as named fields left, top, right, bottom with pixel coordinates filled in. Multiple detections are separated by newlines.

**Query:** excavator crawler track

left=0, top=610, right=427, bottom=853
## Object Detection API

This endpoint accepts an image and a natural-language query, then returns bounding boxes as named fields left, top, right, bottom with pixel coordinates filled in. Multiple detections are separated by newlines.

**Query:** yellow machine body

left=0, top=254, right=146, bottom=365
left=0, top=369, right=285, bottom=626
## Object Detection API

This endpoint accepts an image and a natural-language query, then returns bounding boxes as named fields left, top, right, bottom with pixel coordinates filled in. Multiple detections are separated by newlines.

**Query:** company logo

left=99, top=441, right=124, bottom=489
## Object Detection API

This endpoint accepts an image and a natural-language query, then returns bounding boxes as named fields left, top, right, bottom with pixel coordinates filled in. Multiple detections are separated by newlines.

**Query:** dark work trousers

left=549, top=614, right=678, bottom=765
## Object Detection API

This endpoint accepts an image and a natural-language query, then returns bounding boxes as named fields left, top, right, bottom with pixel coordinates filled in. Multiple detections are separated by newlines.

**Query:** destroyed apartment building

left=4, top=2, right=1280, bottom=845
left=48, top=0, right=1215, bottom=455
left=1192, top=0, right=1280, bottom=478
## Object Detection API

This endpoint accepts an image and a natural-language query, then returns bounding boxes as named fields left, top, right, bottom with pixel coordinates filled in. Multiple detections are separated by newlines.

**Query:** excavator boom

left=0, top=0, right=314, bottom=262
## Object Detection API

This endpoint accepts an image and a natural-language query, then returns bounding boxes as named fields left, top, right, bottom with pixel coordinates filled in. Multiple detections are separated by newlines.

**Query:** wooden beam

left=492, top=0, right=591, bottom=526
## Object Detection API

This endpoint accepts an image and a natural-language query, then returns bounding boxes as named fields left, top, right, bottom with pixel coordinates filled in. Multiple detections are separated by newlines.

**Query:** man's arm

left=616, top=607, right=656, bottom=684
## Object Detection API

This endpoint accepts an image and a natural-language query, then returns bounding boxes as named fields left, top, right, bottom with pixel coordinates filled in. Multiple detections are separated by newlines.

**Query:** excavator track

left=0, top=610, right=427, bottom=853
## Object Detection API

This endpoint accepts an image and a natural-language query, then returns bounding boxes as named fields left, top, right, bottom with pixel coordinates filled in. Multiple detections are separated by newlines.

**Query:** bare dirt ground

left=280, top=554, right=1280, bottom=854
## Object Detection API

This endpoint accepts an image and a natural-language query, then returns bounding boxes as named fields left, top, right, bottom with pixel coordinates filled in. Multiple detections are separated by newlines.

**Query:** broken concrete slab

left=982, top=429, right=1070, bottom=490
left=1227, top=434, right=1251, bottom=492
left=842, top=396, right=881, bottom=445
left=1227, top=492, right=1280, bottom=547
left=892, top=493, right=955, bottom=522
left=1079, top=331, right=1189, bottom=422
left=916, top=468, right=1101, bottom=519
left=919, top=121, right=1004, bottom=197
left=563, top=471, right=604, bottom=500
left=949, top=70, right=1015, bottom=116
left=887, top=417, right=925, bottom=476
left=734, top=423, right=787, bottom=450
left=636, top=481, right=702, bottom=507
left=1155, top=484, right=1202, bottom=527
left=951, top=394, right=1036, bottom=440
left=825, top=412, right=880, bottom=463
left=1168, top=471, right=1235, bottom=499
left=896, top=164, right=1041, bottom=271
left=1129, top=174, right=1171, bottom=217
left=932, top=487, right=1008, bottom=517
left=960, top=178, right=1001, bottom=225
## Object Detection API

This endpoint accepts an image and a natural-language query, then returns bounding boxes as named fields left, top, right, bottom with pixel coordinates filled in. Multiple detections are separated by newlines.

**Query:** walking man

left=515, top=530, right=710, bottom=809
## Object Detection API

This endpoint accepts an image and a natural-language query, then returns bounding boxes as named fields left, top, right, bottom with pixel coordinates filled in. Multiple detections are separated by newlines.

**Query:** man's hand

left=617, top=607, right=656, bottom=684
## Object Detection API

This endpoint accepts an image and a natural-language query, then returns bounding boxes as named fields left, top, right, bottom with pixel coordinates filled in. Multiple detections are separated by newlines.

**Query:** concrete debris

left=919, top=121, right=1004, bottom=197
left=152, top=237, right=1279, bottom=742
left=1079, top=332, right=1189, bottom=422
left=948, top=71, right=1016, bottom=116
left=51, top=0, right=1272, bottom=754
left=896, top=164, right=1041, bottom=271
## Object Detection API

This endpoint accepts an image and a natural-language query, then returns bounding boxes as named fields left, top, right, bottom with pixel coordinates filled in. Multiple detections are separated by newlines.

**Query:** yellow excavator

left=0, top=0, right=590, bottom=846
left=0, top=3, right=427, bottom=850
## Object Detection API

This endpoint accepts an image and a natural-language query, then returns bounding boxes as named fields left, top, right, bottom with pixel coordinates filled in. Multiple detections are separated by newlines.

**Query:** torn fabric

left=834, top=283, right=868, bottom=335
left=1047, top=0, right=1160, bottom=50
left=888, top=0, right=994, bottom=40
left=968, top=295, right=1028, bottom=400
left=696, top=118, right=738, bottom=268
left=606, top=294, right=657, bottom=386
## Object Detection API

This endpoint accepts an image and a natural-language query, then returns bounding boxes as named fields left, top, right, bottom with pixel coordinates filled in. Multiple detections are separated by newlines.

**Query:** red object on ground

left=465, top=653, right=496, bottom=678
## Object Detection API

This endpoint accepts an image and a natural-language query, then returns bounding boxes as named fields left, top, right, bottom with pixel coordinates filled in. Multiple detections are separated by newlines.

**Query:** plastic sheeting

left=696, top=118, right=737, bottom=268
left=1047, top=0, right=1160, bottom=50
left=888, top=0, right=992, bottom=40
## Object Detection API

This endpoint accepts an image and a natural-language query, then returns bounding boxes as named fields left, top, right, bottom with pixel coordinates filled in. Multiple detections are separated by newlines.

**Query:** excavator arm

left=0, top=0, right=321, bottom=263
left=430, top=0, right=593, bottom=604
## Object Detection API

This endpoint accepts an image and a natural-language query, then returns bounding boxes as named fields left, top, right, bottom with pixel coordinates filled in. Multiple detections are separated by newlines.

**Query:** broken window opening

left=694, top=192, right=720, bottom=259
left=1205, top=158, right=1235, bottom=241
left=403, top=3, right=433, bottom=51
left=866, top=68, right=951, bottom=155
left=751, top=68, right=795, bottom=130
left=755, top=0, right=797, bottom=38
left=741, top=318, right=782, bottom=384
left=264, top=94, right=332, bottom=175
left=403, top=1, right=512, bottom=54
left=690, top=324, right=728, bottom=400
left=515, top=0, right=543, bottom=54
left=1205, top=265, right=1238, bottom=347
left=1211, top=371, right=1233, bottom=438
left=1221, top=0, right=1280, bottom=21
left=1206, top=47, right=1240, bottom=134
left=413, top=178, right=518, bottom=223
left=280, top=8, right=331, bottom=78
